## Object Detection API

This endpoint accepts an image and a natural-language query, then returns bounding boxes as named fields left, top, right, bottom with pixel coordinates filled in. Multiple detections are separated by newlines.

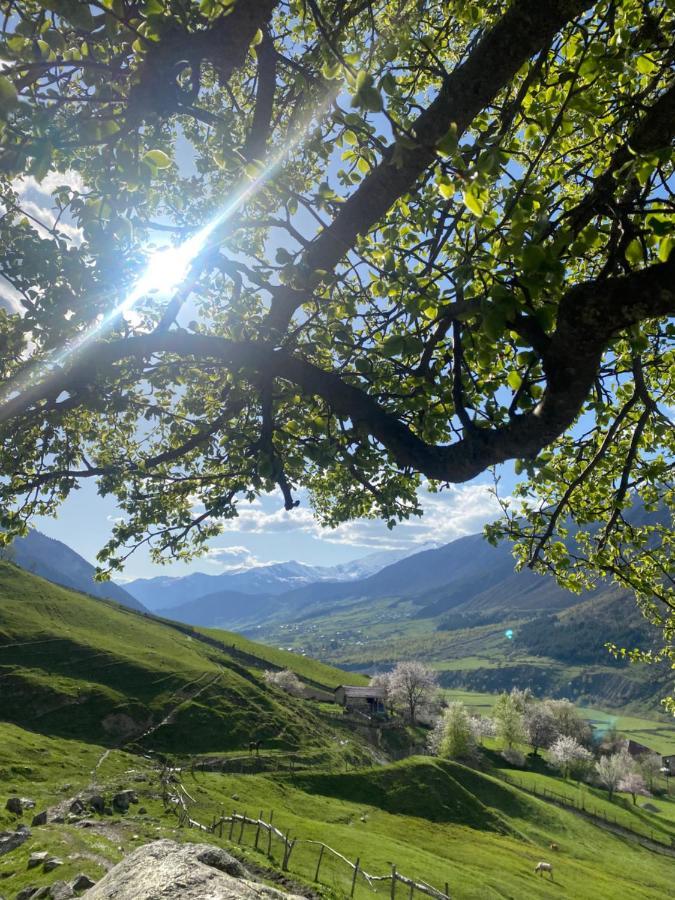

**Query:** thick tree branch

left=3, top=259, right=672, bottom=486
left=266, top=0, right=595, bottom=333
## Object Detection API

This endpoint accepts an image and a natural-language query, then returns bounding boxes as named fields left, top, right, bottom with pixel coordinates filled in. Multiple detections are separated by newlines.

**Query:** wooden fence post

left=228, top=811, right=236, bottom=841
left=350, top=857, right=360, bottom=898
left=255, top=810, right=263, bottom=850
left=408, top=881, right=413, bottom=900
left=239, top=811, right=247, bottom=843
left=445, top=882, right=449, bottom=899
left=314, top=844, right=325, bottom=883
left=268, top=811, right=274, bottom=856
left=282, top=833, right=290, bottom=870
left=391, top=865, right=397, bottom=900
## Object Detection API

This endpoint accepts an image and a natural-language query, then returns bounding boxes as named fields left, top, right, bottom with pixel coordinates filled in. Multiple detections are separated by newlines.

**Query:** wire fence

left=498, top=772, right=675, bottom=851
left=160, top=766, right=453, bottom=900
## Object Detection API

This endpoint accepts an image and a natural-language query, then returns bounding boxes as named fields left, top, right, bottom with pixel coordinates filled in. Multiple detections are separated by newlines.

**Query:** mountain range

left=10, top=529, right=145, bottom=611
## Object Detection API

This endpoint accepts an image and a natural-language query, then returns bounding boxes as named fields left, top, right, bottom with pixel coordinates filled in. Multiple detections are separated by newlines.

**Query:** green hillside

left=2, top=563, right=675, bottom=900
left=0, top=563, right=363, bottom=755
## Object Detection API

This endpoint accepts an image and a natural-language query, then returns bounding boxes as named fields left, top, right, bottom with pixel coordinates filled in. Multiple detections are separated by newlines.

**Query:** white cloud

left=9, top=170, right=84, bottom=246
left=203, top=544, right=276, bottom=571
left=214, top=482, right=504, bottom=551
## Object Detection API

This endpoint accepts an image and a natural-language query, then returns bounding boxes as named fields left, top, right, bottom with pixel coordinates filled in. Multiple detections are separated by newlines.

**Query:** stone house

left=334, top=685, right=386, bottom=717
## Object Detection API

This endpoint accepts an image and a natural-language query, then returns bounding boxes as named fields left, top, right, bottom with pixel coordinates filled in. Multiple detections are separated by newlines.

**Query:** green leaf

left=507, top=371, right=522, bottom=391
left=658, top=235, right=674, bottom=263
left=0, top=76, right=18, bottom=115
left=625, top=238, right=643, bottom=266
left=462, top=188, right=485, bottom=217
left=143, top=149, right=171, bottom=169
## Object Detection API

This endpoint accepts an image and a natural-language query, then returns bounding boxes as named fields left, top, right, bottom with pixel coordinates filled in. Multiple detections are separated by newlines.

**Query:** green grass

left=0, top=563, right=368, bottom=756
left=173, top=756, right=675, bottom=900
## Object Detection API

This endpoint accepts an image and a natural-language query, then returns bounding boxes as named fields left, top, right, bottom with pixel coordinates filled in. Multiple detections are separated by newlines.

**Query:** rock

left=28, top=852, right=49, bottom=869
left=31, top=812, right=48, bottom=827
left=84, top=840, right=305, bottom=900
left=15, top=888, right=38, bottom=900
left=69, top=800, right=85, bottom=816
left=137, top=808, right=147, bottom=815
left=21, top=800, right=36, bottom=811
left=48, top=883, right=74, bottom=900
left=70, top=874, right=96, bottom=892
left=5, top=799, right=22, bottom=816
left=31, top=890, right=50, bottom=899
left=85, top=796, right=104, bottom=815
left=112, top=791, right=137, bottom=812
left=43, top=858, right=64, bottom=872
left=195, top=847, right=247, bottom=879
left=0, top=825, right=30, bottom=857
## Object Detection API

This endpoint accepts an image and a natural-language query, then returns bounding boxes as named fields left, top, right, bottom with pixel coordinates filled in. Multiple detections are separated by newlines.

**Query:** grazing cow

left=534, top=862, right=554, bottom=879
left=549, top=842, right=559, bottom=851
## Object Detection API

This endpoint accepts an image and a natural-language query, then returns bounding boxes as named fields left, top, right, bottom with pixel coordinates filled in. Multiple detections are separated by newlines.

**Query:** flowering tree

left=595, top=752, right=633, bottom=801
left=263, top=668, right=303, bottom=696
left=618, top=771, right=650, bottom=805
left=388, top=661, right=438, bottom=725
left=549, top=735, right=593, bottom=780
left=637, top=753, right=663, bottom=791
left=524, top=703, right=559, bottom=756
left=470, top=716, right=496, bottom=746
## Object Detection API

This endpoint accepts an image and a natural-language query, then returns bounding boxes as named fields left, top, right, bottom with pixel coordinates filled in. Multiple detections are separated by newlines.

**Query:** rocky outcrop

left=0, top=824, right=30, bottom=856
left=85, top=841, right=305, bottom=900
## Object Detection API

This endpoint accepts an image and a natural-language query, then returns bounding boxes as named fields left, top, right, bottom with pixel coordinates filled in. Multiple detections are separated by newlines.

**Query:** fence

left=499, top=772, right=675, bottom=852
left=161, top=767, right=452, bottom=900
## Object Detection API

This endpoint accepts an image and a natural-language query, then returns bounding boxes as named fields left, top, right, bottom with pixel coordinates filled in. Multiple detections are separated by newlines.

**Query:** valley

left=2, top=562, right=675, bottom=899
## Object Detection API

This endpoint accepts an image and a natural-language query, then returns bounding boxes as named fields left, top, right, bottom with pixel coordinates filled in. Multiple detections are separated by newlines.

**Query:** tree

left=493, top=691, right=525, bottom=750
left=549, top=735, right=592, bottom=781
left=387, top=661, right=438, bottom=725
left=595, top=752, right=633, bottom=802
left=525, top=704, right=559, bottom=756
left=618, top=771, right=650, bottom=806
left=470, top=716, right=496, bottom=746
left=263, top=668, right=303, bottom=696
left=637, top=753, right=663, bottom=791
left=436, top=702, right=476, bottom=760
left=0, top=3, right=673, bottom=703
left=544, top=700, right=592, bottom=746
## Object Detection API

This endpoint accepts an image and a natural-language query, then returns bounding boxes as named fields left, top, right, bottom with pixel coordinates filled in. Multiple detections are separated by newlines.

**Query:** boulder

left=43, top=858, right=63, bottom=872
left=21, top=800, right=36, bottom=811
left=15, top=888, right=38, bottom=900
left=0, top=825, right=30, bottom=857
left=5, top=799, right=22, bottom=816
left=111, top=791, right=137, bottom=812
left=84, top=796, right=104, bottom=815
left=69, top=800, right=85, bottom=816
left=27, top=852, right=49, bottom=869
left=47, top=883, right=74, bottom=900
left=84, top=840, right=305, bottom=900
left=31, top=812, right=47, bottom=828
left=70, top=875, right=95, bottom=892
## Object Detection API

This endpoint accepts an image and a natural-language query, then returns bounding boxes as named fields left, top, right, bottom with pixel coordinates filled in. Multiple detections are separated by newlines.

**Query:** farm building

left=621, top=738, right=656, bottom=759
left=334, top=685, right=386, bottom=717
left=662, top=753, right=675, bottom=775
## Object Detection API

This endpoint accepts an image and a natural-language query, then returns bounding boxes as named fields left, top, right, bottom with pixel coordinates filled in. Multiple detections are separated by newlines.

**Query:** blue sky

left=32, top=466, right=516, bottom=580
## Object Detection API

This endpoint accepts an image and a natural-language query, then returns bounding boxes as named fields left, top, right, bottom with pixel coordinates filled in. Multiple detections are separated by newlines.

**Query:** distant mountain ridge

left=126, top=544, right=437, bottom=611
left=10, top=529, right=145, bottom=612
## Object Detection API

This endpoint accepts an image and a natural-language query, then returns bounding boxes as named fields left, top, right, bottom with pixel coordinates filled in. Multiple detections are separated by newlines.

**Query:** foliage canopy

left=0, top=2, right=673, bottom=699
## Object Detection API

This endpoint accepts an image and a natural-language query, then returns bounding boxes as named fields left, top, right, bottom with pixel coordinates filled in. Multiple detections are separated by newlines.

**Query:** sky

left=32, top=468, right=516, bottom=580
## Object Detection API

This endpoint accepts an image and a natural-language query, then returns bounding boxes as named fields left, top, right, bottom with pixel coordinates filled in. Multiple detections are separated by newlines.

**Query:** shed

left=621, top=739, right=656, bottom=759
left=334, top=685, right=386, bottom=717
left=662, top=753, right=675, bottom=775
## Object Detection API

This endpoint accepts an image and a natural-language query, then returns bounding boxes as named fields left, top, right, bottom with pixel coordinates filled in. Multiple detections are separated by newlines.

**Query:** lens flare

left=504, top=629, right=514, bottom=640
left=0, top=87, right=338, bottom=417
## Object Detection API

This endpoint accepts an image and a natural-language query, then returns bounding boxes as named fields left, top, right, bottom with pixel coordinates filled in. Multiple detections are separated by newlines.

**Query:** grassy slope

left=0, top=563, right=363, bottom=755
left=172, top=756, right=675, bottom=900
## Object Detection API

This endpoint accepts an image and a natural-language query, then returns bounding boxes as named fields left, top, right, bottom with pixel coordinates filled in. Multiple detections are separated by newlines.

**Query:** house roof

left=335, top=685, right=386, bottom=699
